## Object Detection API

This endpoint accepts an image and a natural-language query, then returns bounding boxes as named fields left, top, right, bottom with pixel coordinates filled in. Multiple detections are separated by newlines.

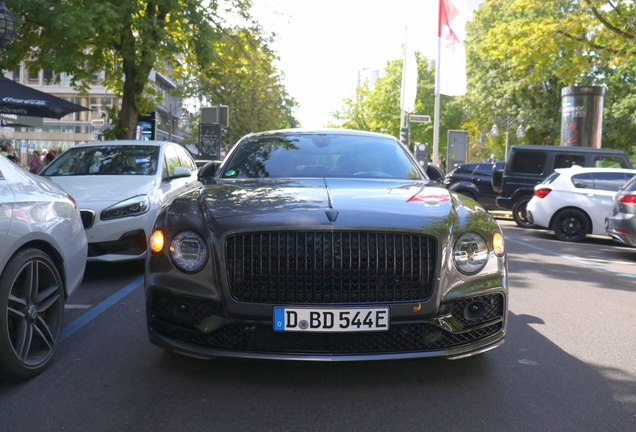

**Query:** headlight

left=170, top=230, right=208, bottom=273
left=101, top=195, right=150, bottom=220
left=453, top=232, right=489, bottom=274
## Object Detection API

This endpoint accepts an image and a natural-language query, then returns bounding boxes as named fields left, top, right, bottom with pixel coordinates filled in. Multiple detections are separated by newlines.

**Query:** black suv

left=493, top=145, right=633, bottom=227
left=444, top=162, right=498, bottom=210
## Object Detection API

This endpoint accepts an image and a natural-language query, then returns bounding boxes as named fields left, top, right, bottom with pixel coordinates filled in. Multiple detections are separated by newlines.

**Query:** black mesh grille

left=80, top=210, right=95, bottom=229
left=225, top=232, right=437, bottom=304
left=151, top=320, right=502, bottom=354
left=449, top=294, right=504, bottom=326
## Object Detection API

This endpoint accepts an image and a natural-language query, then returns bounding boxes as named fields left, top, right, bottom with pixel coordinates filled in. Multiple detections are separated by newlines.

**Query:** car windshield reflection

left=41, top=145, right=160, bottom=176
left=220, top=134, right=423, bottom=180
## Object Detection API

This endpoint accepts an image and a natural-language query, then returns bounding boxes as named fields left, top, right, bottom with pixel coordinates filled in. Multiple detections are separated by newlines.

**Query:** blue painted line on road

left=506, top=238, right=636, bottom=280
left=62, top=275, right=144, bottom=341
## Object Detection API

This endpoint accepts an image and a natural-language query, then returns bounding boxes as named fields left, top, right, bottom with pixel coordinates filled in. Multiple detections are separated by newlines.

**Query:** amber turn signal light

left=149, top=230, right=165, bottom=254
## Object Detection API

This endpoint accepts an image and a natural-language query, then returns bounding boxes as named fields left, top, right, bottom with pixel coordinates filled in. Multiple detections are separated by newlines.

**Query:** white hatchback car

left=40, top=141, right=200, bottom=261
left=527, top=166, right=636, bottom=242
left=1, top=155, right=87, bottom=379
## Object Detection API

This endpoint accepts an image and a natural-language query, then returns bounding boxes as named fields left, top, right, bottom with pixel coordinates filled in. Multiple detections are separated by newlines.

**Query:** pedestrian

left=30, top=151, right=42, bottom=173
left=3, top=142, right=17, bottom=159
left=44, top=149, right=56, bottom=165
left=41, top=149, right=48, bottom=163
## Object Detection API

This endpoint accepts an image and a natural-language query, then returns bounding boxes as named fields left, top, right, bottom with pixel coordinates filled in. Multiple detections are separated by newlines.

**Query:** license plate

left=273, top=307, right=390, bottom=332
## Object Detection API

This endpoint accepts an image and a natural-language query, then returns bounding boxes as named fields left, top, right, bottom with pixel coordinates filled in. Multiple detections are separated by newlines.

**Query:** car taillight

left=618, top=194, right=636, bottom=206
left=534, top=188, right=551, bottom=199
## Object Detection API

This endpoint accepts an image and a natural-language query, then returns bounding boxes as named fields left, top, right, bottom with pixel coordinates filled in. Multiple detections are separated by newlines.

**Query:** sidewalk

left=489, top=210, right=512, bottom=220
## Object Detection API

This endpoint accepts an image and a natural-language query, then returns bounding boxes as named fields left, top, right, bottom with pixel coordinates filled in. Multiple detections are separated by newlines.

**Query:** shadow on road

left=2, top=285, right=632, bottom=432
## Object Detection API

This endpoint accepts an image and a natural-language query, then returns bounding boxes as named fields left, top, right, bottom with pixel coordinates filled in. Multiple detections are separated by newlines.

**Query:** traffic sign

left=409, top=115, right=431, bottom=123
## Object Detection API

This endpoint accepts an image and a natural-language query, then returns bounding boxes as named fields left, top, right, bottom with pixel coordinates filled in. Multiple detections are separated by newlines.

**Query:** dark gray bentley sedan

left=145, top=129, right=508, bottom=361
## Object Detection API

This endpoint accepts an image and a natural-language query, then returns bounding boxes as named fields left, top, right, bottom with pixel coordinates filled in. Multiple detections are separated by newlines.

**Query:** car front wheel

left=512, top=196, right=534, bottom=228
left=0, top=248, right=65, bottom=379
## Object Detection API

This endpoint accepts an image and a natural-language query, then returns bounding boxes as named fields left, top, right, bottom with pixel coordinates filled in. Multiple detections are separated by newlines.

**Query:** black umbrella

left=0, top=76, right=90, bottom=119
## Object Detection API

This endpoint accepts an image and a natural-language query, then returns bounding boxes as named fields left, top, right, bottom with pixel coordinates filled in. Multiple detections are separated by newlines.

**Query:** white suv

left=526, top=166, right=636, bottom=242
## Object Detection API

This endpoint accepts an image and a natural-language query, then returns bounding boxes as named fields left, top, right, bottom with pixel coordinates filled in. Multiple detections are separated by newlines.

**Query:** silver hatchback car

left=0, top=156, right=88, bottom=379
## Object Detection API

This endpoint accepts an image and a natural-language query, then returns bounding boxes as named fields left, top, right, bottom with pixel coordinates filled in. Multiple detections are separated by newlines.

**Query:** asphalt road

left=1, top=219, right=635, bottom=431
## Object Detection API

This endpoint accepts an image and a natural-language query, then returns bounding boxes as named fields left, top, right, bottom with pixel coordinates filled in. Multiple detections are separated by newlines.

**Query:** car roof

left=510, top=145, right=627, bottom=154
left=240, top=128, right=398, bottom=141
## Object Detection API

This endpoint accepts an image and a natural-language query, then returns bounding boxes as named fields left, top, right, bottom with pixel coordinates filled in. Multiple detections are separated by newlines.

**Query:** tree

left=463, top=0, right=636, bottom=160
left=184, top=28, right=298, bottom=150
left=329, top=53, right=464, bottom=158
left=2, top=0, right=253, bottom=139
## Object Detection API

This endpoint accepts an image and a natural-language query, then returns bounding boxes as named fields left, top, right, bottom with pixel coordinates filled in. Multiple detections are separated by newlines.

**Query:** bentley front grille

left=225, top=231, right=437, bottom=304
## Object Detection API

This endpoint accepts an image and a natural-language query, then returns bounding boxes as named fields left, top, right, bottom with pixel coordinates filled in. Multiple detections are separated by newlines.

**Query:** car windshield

left=220, top=134, right=423, bottom=180
left=41, top=145, right=160, bottom=176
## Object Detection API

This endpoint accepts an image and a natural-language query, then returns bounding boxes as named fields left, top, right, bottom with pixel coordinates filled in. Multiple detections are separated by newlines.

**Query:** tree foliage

left=464, top=0, right=636, bottom=160
left=2, top=0, right=253, bottom=139
left=184, top=28, right=298, bottom=150
left=329, top=53, right=464, bottom=158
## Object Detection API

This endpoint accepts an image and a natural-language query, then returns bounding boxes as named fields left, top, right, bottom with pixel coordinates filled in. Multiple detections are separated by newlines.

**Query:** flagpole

left=399, top=26, right=408, bottom=141
left=433, top=0, right=442, bottom=167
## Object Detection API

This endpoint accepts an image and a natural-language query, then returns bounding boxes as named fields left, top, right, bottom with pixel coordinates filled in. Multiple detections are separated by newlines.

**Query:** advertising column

left=560, top=86, right=605, bottom=148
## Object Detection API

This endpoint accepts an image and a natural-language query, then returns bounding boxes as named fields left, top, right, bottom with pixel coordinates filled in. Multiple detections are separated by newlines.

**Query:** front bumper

left=146, top=288, right=507, bottom=361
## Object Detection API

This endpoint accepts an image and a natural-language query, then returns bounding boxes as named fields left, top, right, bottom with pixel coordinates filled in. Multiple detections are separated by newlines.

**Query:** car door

left=471, top=163, right=496, bottom=207
left=574, top=172, right=632, bottom=234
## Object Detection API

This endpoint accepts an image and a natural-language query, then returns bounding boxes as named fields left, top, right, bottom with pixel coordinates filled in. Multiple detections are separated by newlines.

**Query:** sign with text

left=409, top=115, right=431, bottom=123
left=198, top=123, right=221, bottom=159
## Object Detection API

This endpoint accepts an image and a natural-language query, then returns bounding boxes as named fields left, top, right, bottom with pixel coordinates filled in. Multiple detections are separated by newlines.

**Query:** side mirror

left=197, top=161, right=221, bottom=181
left=426, top=163, right=444, bottom=183
left=171, top=166, right=192, bottom=179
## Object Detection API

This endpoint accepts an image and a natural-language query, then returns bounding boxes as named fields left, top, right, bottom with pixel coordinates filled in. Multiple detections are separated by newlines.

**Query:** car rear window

left=508, top=151, right=546, bottom=175
left=541, top=172, right=561, bottom=185
left=623, top=176, right=636, bottom=192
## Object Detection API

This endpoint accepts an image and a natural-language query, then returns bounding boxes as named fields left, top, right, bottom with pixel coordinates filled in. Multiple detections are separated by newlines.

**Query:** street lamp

left=0, top=1, right=16, bottom=46
left=491, top=116, right=526, bottom=161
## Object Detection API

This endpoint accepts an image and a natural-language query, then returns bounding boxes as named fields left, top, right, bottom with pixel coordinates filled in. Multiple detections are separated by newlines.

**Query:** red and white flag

left=437, top=0, right=467, bottom=96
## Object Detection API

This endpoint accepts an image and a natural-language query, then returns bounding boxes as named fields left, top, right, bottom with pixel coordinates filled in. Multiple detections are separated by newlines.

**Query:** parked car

left=444, top=162, right=498, bottom=210
left=0, top=155, right=87, bottom=379
left=606, top=175, right=636, bottom=247
left=145, top=129, right=508, bottom=362
left=492, top=145, right=633, bottom=227
left=39, top=141, right=200, bottom=262
left=526, top=166, right=636, bottom=242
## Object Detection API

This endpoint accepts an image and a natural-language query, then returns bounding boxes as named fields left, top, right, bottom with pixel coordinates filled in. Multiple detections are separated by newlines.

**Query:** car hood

left=200, top=179, right=454, bottom=230
left=44, top=175, right=158, bottom=203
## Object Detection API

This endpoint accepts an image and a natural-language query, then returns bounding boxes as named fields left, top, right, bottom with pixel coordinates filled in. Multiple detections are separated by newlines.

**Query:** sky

left=251, top=1, right=442, bottom=128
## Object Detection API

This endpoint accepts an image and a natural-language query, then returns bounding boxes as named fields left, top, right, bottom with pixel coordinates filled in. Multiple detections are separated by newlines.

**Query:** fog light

left=174, top=301, right=195, bottom=320
left=464, top=300, right=485, bottom=320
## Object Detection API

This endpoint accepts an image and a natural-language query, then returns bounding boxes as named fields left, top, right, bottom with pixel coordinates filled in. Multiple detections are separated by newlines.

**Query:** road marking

left=64, top=304, right=92, bottom=309
left=518, top=359, right=540, bottom=366
left=507, top=238, right=636, bottom=280
left=62, top=275, right=144, bottom=341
